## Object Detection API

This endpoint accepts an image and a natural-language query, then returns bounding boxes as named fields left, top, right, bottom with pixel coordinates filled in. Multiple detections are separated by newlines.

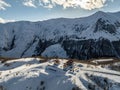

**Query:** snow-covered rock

left=0, top=11, right=120, bottom=59
left=41, top=44, right=68, bottom=58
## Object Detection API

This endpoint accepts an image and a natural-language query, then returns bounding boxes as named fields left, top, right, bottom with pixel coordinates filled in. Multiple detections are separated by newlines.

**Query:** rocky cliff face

left=0, top=11, right=120, bottom=60
left=62, top=39, right=120, bottom=60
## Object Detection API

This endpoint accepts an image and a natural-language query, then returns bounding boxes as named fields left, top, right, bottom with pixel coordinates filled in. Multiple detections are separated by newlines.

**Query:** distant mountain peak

left=87, top=11, right=120, bottom=25
left=91, top=11, right=109, bottom=19
left=95, top=11, right=106, bottom=15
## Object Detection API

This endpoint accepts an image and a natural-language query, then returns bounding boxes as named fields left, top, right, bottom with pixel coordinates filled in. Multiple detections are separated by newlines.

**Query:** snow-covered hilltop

left=0, top=11, right=120, bottom=59
left=0, top=57, right=120, bottom=90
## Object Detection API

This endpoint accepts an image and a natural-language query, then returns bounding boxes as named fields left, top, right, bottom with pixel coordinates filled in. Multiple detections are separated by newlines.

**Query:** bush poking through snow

left=40, top=81, right=44, bottom=86
left=39, top=81, right=45, bottom=90
left=53, top=59, right=60, bottom=65
left=63, top=60, right=73, bottom=68
left=4, top=63, right=10, bottom=67
left=72, top=86, right=82, bottom=90
left=88, top=84, right=96, bottom=90
left=0, top=85, right=5, bottom=90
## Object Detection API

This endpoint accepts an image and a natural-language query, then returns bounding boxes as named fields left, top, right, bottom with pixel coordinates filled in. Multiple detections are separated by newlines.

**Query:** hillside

left=0, top=11, right=120, bottom=59
left=0, top=57, right=120, bottom=90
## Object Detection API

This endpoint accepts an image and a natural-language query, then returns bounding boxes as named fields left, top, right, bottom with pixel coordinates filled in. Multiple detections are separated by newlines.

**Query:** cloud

left=0, top=0, right=11, bottom=10
left=44, top=4, right=53, bottom=8
left=22, top=0, right=107, bottom=10
left=0, top=17, right=15, bottom=23
left=79, top=0, right=107, bottom=10
left=0, top=0, right=113, bottom=10
left=23, top=0, right=37, bottom=8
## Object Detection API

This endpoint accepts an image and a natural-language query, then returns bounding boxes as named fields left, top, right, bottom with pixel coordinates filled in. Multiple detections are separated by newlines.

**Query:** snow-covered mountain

left=0, top=57, right=120, bottom=90
left=0, top=11, right=120, bottom=60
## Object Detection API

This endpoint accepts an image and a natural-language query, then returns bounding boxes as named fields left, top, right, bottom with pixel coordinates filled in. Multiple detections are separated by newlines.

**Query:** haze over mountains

left=0, top=11, right=120, bottom=60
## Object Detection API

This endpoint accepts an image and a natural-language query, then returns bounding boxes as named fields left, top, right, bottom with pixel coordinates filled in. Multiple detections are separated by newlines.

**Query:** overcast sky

left=0, top=0, right=120, bottom=22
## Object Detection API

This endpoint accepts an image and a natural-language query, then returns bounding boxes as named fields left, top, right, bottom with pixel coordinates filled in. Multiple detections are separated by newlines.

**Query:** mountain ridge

left=0, top=11, right=120, bottom=60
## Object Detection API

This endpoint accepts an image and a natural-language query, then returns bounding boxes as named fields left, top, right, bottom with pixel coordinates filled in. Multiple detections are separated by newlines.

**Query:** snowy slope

left=41, top=44, right=68, bottom=58
left=0, top=58, right=120, bottom=90
left=0, top=11, right=120, bottom=59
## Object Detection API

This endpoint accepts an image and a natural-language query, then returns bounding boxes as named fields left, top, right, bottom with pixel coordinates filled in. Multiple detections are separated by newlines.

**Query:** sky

left=0, top=0, right=120, bottom=23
